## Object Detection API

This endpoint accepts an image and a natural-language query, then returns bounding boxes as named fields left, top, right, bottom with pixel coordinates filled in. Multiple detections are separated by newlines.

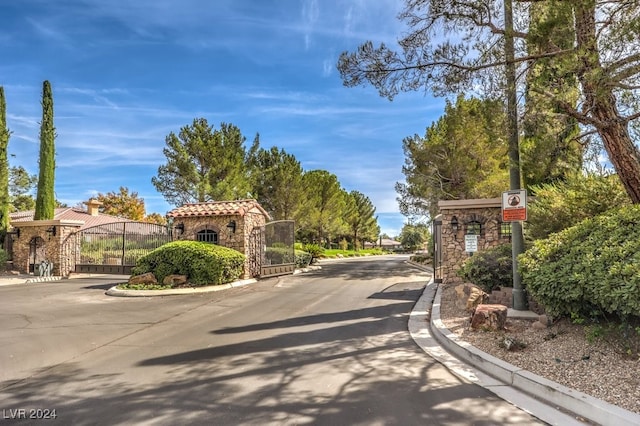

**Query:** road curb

left=106, top=278, right=258, bottom=297
left=417, top=280, right=640, bottom=426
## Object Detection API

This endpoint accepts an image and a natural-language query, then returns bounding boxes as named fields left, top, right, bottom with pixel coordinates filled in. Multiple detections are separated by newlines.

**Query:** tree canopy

left=247, top=140, right=304, bottom=221
left=396, top=95, right=509, bottom=219
left=96, top=186, right=146, bottom=221
left=338, top=0, right=640, bottom=203
left=152, top=118, right=251, bottom=206
left=344, top=190, right=379, bottom=250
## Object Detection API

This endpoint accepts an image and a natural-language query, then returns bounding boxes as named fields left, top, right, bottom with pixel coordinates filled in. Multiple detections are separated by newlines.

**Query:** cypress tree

left=34, top=80, right=56, bottom=220
left=0, top=87, right=9, bottom=235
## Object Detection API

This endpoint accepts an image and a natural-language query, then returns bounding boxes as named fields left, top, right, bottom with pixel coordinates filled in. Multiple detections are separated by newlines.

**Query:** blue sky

left=0, top=0, right=446, bottom=237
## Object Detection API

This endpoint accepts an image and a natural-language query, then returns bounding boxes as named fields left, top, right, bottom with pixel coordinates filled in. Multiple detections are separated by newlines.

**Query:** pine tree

left=34, top=80, right=56, bottom=220
left=0, top=87, right=10, bottom=235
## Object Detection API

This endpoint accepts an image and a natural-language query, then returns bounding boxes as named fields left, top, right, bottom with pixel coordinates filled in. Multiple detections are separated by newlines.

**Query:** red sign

left=502, top=190, right=527, bottom=222
left=502, top=208, right=527, bottom=221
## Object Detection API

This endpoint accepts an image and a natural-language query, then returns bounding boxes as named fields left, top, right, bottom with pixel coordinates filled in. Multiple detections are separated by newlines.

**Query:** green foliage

left=295, top=249, right=312, bottom=268
left=34, top=80, right=56, bottom=221
left=247, top=140, right=304, bottom=220
left=265, top=246, right=295, bottom=265
left=338, top=238, right=348, bottom=251
left=526, top=172, right=630, bottom=240
left=344, top=190, right=379, bottom=251
left=9, top=166, right=37, bottom=212
left=519, top=205, right=640, bottom=319
left=0, top=249, right=8, bottom=271
left=458, top=244, right=513, bottom=293
left=302, top=243, right=324, bottom=260
left=296, top=170, right=346, bottom=245
left=395, top=95, right=509, bottom=219
left=152, top=119, right=251, bottom=206
left=399, top=223, right=430, bottom=252
left=132, top=240, right=245, bottom=286
left=409, top=253, right=431, bottom=265
left=521, top=1, right=582, bottom=190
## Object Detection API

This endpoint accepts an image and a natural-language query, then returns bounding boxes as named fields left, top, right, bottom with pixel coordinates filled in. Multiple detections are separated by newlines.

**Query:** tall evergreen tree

left=247, top=143, right=304, bottom=221
left=297, top=170, right=345, bottom=246
left=152, top=118, right=251, bottom=206
left=344, top=191, right=379, bottom=251
left=395, top=95, right=509, bottom=219
left=0, top=87, right=10, bottom=236
left=521, top=1, right=583, bottom=190
left=34, top=80, right=56, bottom=220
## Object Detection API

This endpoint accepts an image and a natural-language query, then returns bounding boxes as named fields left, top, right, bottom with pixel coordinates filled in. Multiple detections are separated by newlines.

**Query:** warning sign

left=502, top=189, right=527, bottom=222
left=465, top=235, right=478, bottom=253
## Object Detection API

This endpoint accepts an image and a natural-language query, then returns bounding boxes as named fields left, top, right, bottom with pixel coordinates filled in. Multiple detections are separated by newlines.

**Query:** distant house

left=10, top=199, right=132, bottom=231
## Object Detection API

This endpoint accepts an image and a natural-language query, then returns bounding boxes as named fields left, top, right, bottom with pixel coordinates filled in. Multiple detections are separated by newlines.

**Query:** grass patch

left=322, top=248, right=386, bottom=258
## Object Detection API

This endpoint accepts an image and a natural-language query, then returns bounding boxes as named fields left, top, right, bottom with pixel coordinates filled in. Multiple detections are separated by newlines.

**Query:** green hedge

left=132, top=240, right=245, bottom=286
left=519, top=205, right=640, bottom=319
left=457, top=244, right=513, bottom=292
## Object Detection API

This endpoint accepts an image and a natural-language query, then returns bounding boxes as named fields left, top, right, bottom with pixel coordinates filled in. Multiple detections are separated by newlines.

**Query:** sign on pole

left=465, top=234, right=478, bottom=253
left=502, top=189, right=527, bottom=222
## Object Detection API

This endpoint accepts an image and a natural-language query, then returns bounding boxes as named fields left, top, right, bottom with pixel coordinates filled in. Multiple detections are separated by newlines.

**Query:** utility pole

left=504, top=0, right=527, bottom=310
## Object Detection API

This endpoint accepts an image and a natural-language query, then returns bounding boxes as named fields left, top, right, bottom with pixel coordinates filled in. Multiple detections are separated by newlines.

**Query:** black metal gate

left=252, top=220, right=296, bottom=278
left=75, top=221, right=172, bottom=275
left=433, top=215, right=443, bottom=283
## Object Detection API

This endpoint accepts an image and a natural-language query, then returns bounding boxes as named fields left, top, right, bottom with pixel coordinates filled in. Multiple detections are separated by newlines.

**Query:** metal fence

left=75, top=221, right=172, bottom=275
left=260, top=220, right=296, bottom=278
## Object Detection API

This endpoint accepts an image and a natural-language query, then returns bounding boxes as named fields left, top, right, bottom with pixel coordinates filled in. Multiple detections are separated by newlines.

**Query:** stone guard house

left=434, top=198, right=511, bottom=286
left=166, top=199, right=271, bottom=279
left=9, top=199, right=135, bottom=276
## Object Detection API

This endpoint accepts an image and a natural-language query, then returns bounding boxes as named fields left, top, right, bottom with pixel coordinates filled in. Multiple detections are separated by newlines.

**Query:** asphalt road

left=0, top=255, right=544, bottom=425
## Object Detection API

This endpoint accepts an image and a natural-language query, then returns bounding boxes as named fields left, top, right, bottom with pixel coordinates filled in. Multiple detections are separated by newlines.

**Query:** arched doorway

left=29, top=236, right=46, bottom=273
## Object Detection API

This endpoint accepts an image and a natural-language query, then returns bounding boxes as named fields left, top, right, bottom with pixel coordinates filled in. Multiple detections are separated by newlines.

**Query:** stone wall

left=10, top=220, right=83, bottom=276
left=437, top=199, right=510, bottom=286
left=173, top=210, right=267, bottom=278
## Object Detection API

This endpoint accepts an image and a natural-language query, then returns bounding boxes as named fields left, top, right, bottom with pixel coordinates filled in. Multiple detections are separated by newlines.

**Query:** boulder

left=470, top=304, right=508, bottom=331
left=163, top=274, right=188, bottom=286
left=466, top=286, right=489, bottom=313
left=128, top=272, right=157, bottom=285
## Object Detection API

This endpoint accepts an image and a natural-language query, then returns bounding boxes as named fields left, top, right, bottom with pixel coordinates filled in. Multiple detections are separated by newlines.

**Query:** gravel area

left=438, top=283, right=640, bottom=414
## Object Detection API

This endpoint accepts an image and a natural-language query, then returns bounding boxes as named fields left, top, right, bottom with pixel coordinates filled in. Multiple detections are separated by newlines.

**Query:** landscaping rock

left=470, top=304, right=508, bottom=331
left=163, top=274, right=188, bottom=286
left=466, top=286, right=489, bottom=313
left=128, top=272, right=157, bottom=285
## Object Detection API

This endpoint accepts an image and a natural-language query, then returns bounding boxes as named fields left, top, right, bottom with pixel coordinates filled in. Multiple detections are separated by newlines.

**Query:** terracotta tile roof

left=10, top=207, right=135, bottom=230
left=167, top=199, right=270, bottom=220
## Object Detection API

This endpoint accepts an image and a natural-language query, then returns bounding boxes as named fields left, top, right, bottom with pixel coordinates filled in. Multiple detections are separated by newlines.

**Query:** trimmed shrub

left=295, top=250, right=312, bottom=268
left=457, top=244, right=513, bottom=293
left=519, top=205, right=640, bottom=319
left=132, top=240, right=245, bottom=286
left=527, top=172, right=630, bottom=240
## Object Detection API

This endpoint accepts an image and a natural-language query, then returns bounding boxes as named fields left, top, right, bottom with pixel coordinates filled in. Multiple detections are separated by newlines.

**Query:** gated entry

left=249, top=220, right=296, bottom=278
left=75, top=221, right=172, bottom=274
